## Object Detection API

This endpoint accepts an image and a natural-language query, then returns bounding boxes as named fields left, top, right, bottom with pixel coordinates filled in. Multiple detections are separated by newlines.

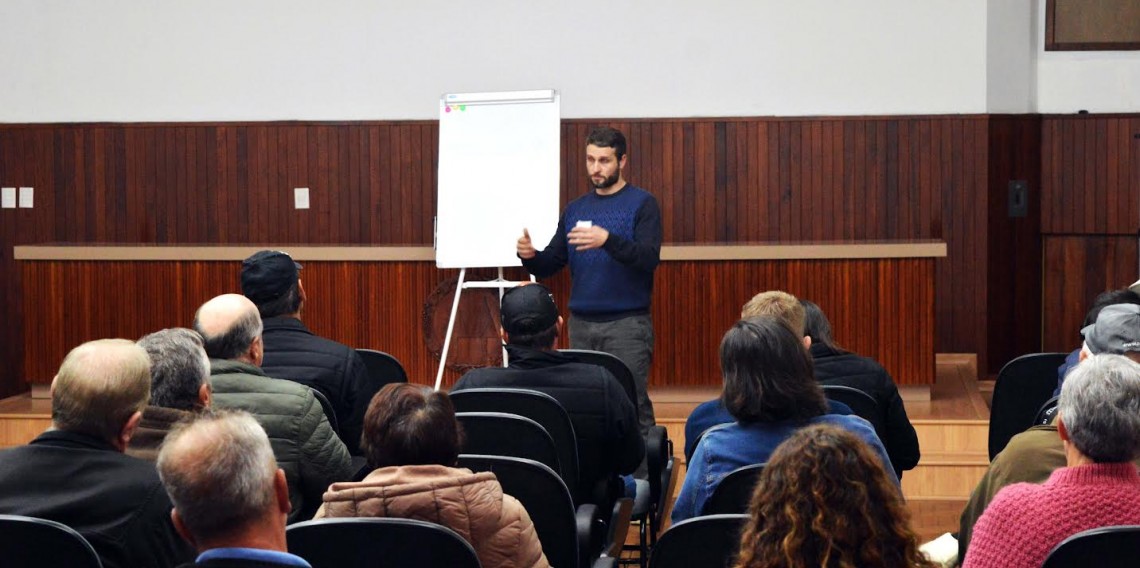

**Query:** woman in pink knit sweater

left=964, top=354, right=1140, bottom=568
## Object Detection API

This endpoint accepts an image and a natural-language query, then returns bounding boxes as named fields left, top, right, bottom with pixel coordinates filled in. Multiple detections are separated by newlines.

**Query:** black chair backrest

left=558, top=349, right=638, bottom=410
left=821, top=385, right=885, bottom=438
left=702, top=463, right=766, bottom=515
left=989, top=352, right=1068, bottom=460
left=0, top=514, right=103, bottom=568
left=451, top=388, right=579, bottom=495
left=353, top=349, right=408, bottom=419
left=455, top=412, right=562, bottom=476
left=1035, top=395, right=1061, bottom=426
left=308, top=387, right=339, bottom=436
left=287, top=517, right=480, bottom=568
left=1042, top=525, right=1140, bottom=568
left=459, top=454, right=580, bottom=568
left=649, top=514, right=749, bottom=568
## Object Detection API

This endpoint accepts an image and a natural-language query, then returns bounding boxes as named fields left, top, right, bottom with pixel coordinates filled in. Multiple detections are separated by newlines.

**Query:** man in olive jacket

left=194, top=293, right=353, bottom=522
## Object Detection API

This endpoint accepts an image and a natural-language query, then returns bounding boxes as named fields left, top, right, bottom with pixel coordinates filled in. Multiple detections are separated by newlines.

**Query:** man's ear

left=618, top=153, right=628, bottom=172
left=298, top=279, right=307, bottom=306
left=556, top=316, right=565, bottom=341
left=50, top=375, right=58, bottom=400
left=499, top=327, right=509, bottom=344
left=1079, top=344, right=1091, bottom=362
left=250, top=336, right=264, bottom=367
left=118, top=410, right=144, bottom=451
left=171, top=509, right=197, bottom=549
left=1057, top=416, right=1070, bottom=442
left=197, top=382, right=212, bottom=408
left=273, top=469, right=292, bottom=515
left=802, top=336, right=812, bottom=349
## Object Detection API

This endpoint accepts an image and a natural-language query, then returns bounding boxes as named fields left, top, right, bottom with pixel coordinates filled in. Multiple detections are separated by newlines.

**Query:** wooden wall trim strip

left=15, top=241, right=948, bottom=262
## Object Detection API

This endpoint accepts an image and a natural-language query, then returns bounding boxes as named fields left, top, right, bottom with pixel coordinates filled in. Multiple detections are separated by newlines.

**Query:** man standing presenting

left=517, top=127, right=662, bottom=434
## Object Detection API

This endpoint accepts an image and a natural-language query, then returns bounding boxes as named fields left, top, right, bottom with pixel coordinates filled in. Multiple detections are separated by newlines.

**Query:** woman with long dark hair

left=671, top=316, right=897, bottom=522
left=801, top=299, right=919, bottom=478
left=734, top=424, right=934, bottom=568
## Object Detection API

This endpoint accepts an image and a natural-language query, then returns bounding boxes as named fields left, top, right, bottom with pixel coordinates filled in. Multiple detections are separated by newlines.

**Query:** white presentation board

left=436, top=90, right=561, bottom=269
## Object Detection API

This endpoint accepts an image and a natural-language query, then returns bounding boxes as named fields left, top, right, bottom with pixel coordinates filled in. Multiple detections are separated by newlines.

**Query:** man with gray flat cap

left=241, top=249, right=368, bottom=455
left=958, top=303, right=1140, bottom=560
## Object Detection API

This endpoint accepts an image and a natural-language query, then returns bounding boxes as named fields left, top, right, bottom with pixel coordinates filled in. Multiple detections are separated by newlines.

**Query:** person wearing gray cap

left=451, top=283, right=644, bottom=512
left=957, top=303, right=1140, bottom=560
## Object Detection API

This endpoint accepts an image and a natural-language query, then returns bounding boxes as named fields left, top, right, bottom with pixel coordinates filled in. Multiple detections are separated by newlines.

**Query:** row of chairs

left=988, top=352, right=1069, bottom=460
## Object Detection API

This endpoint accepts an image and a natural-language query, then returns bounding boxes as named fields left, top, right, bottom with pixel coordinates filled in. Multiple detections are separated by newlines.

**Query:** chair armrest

left=604, top=497, right=634, bottom=558
left=592, top=556, right=618, bottom=568
left=576, top=503, right=605, bottom=565
left=645, top=426, right=667, bottom=499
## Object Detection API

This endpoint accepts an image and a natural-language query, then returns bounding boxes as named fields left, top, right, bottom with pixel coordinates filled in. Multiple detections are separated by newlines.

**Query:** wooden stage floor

left=0, top=354, right=988, bottom=542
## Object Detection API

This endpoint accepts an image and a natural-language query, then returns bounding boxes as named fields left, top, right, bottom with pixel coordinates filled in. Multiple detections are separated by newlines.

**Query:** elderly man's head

left=741, top=290, right=809, bottom=347
left=1080, top=303, right=1140, bottom=363
left=138, top=328, right=211, bottom=411
left=1059, top=354, right=1140, bottom=463
left=51, top=339, right=152, bottom=450
left=193, top=294, right=264, bottom=365
left=157, top=410, right=289, bottom=550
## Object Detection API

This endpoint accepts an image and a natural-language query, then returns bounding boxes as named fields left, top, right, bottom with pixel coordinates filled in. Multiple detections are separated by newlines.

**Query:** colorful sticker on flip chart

left=444, top=105, right=467, bottom=113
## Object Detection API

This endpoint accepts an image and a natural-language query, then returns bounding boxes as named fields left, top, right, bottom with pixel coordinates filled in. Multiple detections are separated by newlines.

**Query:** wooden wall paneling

left=985, top=116, right=1044, bottom=374
left=1042, top=235, right=1140, bottom=352
left=1042, top=116, right=1140, bottom=235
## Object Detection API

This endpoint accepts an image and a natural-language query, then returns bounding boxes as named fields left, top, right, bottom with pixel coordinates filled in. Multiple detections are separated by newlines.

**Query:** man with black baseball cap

left=240, top=249, right=368, bottom=455
left=958, top=302, right=1140, bottom=559
left=452, top=283, right=644, bottom=509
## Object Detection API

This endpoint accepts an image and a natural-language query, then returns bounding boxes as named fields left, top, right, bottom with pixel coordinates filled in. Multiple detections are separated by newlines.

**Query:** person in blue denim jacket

left=671, top=316, right=898, bottom=523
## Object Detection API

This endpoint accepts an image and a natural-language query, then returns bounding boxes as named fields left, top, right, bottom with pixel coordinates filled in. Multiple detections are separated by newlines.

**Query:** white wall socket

left=294, top=187, right=310, bottom=209
left=1, top=187, right=15, bottom=209
left=18, top=187, right=33, bottom=208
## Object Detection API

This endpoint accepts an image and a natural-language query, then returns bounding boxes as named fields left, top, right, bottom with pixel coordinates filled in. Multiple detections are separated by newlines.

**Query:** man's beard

left=592, top=171, right=620, bottom=189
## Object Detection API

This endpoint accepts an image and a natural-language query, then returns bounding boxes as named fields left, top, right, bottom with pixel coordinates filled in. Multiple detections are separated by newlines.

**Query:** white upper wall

left=0, top=0, right=991, bottom=121
left=1033, top=0, right=1140, bottom=113
left=986, top=0, right=1035, bottom=113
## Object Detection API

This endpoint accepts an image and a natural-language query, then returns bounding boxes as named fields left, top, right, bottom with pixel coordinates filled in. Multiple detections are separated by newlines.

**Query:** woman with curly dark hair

left=734, top=423, right=934, bottom=568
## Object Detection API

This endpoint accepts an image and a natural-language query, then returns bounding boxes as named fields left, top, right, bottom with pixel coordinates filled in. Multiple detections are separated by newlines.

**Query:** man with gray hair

left=0, top=339, right=194, bottom=568
left=964, top=354, right=1140, bottom=567
left=958, top=303, right=1140, bottom=558
left=194, top=293, right=352, bottom=522
left=158, top=410, right=307, bottom=568
left=129, top=327, right=213, bottom=461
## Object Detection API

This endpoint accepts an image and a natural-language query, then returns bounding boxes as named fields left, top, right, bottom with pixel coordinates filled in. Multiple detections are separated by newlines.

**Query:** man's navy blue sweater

left=523, top=184, right=662, bottom=320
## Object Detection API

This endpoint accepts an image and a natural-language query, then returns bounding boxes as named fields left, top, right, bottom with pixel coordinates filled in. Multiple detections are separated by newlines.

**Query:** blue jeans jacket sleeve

left=671, top=440, right=709, bottom=523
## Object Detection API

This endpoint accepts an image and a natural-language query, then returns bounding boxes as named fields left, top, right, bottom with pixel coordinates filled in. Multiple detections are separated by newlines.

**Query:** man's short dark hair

left=361, top=383, right=464, bottom=469
left=255, top=280, right=302, bottom=319
left=721, top=316, right=827, bottom=423
left=506, top=323, right=559, bottom=349
left=1082, top=289, right=1140, bottom=333
left=195, top=309, right=262, bottom=360
left=585, top=127, right=627, bottom=161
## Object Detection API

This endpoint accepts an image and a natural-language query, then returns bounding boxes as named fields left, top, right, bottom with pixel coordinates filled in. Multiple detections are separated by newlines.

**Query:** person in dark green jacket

left=194, top=294, right=353, bottom=522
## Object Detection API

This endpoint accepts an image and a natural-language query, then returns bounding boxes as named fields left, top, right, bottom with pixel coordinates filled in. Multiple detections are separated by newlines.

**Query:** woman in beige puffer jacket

left=315, top=383, right=549, bottom=568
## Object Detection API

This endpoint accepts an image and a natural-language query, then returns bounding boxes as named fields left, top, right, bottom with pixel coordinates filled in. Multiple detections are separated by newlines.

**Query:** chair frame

left=0, top=514, right=103, bottom=568
left=287, top=517, right=480, bottom=568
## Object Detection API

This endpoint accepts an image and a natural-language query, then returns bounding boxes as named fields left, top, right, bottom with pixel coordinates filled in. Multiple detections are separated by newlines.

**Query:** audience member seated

left=734, top=424, right=935, bottom=568
left=0, top=339, right=193, bottom=568
left=452, top=283, right=644, bottom=508
left=194, top=293, right=353, bottom=522
left=684, top=290, right=851, bottom=459
left=672, top=316, right=897, bottom=523
left=158, top=410, right=307, bottom=568
left=1053, top=288, right=1140, bottom=396
left=129, top=328, right=213, bottom=461
left=316, top=383, right=549, bottom=568
left=957, top=303, right=1140, bottom=558
left=801, top=299, right=920, bottom=478
left=241, top=249, right=368, bottom=454
left=963, top=354, right=1140, bottom=568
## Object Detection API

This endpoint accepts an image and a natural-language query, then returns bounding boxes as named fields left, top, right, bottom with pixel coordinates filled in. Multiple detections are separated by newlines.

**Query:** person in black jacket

left=0, top=339, right=194, bottom=568
left=452, top=283, right=645, bottom=508
left=241, top=249, right=368, bottom=454
left=801, top=299, right=920, bottom=478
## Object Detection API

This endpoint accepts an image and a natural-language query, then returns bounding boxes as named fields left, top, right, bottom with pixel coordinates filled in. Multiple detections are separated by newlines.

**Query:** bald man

left=193, top=294, right=352, bottom=522
left=0, top=339, right=194, bottom=568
